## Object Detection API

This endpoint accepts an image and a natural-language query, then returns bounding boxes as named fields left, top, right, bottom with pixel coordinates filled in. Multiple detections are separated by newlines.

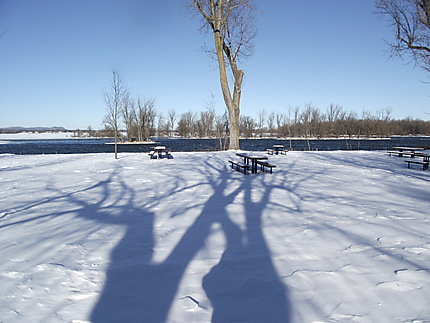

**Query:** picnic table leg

left=252, top=160, right=257, bottom=174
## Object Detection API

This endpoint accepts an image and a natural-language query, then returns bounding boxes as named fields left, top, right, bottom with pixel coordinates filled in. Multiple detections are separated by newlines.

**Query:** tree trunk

left=191, top=0, right=257, bottom=150
left=213, top=18, right=243, bottom=150
left=114, top=125, right=119, bottom=159
left=228, top=101, right=241, bottom=150
left=114, top=139, right=118, bottom=159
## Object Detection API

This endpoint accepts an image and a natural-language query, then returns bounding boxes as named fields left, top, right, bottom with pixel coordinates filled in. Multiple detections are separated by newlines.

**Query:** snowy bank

left=0, top=132, right=74, bottom=140
left=0, top=151, right=429, bottom=322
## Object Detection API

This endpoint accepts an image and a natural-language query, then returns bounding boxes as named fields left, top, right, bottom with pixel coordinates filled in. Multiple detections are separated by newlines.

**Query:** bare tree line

left=100, top=69, right=430, bottom=147
left=100, top=86, right=430, bottom=145
left=101, top=69, right=230, bottom=148
left=239, top=104, right=430, bottom=140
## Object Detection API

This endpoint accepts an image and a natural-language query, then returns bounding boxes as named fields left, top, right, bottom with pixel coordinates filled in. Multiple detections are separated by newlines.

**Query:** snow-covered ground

left=0, top=150, right=429, bottom=323
left=0, top=132, right=74, bottom=140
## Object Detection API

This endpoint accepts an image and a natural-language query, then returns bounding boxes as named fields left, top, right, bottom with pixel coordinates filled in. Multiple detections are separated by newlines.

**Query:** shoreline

left=105, top=141, right=155, bottom=145
left=1, top=132, right=430, bottom=141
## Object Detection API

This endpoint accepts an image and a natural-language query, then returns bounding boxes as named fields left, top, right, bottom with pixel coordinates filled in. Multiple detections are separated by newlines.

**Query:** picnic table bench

left=387, top=146, right=424, bottom=158
left=256, top=160, right=277, bottom=173
left=266, top=148, right=276, bottom=155
left=404, top=153, right=430, bottom=170
left=404, top=159, right=429, bottom=170
left=148, top=150, right=156, bottom=159
left=387, top=151, right=416, bottom=158
left=392, top=146, right=424, bottom=152
left=228, top=160, right=250, bottom=174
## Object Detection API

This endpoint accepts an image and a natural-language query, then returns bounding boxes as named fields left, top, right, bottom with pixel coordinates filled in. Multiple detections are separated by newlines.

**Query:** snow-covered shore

left=1, top=150, right=429, bottom=322
left=0, top=132, right=75, bottom=140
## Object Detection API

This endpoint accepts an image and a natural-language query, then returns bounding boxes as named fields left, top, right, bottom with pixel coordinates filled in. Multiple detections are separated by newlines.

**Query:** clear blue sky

left=1, top=0, right=429, bottom=129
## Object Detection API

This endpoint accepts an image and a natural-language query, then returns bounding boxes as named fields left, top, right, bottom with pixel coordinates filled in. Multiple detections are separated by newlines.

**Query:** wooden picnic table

left=236, top=152, right=268, bottom=174
left=392, top=146, right=424, bottom=152
left=272, top=145, right=285, bottom=155
left=388, top=146, right=425, bottom=158
left=413, top=151, right=430, bottom=158
left=267, top=145, right=287, bottom=155
left=419, top=153, right=430, bottom=162
left=154, top=146, right=166, bottom=159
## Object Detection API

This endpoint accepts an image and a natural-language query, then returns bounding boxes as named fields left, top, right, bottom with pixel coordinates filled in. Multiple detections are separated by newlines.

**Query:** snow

left=0, top=150, right=429, bottom=323
left=0, top=132, right=74, bottom=140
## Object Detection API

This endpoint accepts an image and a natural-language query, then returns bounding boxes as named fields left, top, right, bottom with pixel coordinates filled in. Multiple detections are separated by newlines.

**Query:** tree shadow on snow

left=84, top=154, right=292, bottom=323
left=201, top=161, right=291, bottom=322
left=0, top=152, right=335, bottom=322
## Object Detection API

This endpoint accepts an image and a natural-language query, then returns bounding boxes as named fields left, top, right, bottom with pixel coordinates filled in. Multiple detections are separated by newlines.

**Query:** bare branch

left=103, top=68, right=129, bottom=159
left=0, top=28, right=9, bottom=38
left=376, top=0, right=430, bottom=72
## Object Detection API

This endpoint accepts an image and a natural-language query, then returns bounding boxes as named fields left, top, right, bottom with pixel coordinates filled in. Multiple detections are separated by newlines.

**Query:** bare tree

left=338, top=110, right=358, bottom=149
left=201, top=93, right=218, bottom=138
left=136, top=98, right=157, bottom=141
left=178, top=111, right=197, bottom=137
left=167, top=109, right=178, bottom=137
left=300, top=104, right=322, bottom=150
left=281, top=107, right=296, bottom=149
left=122, top=96, right=135, bottom=142
left=267, top=112, right=276, bottom=137
left=157, top=112, right=167, bottom=138
left=275, top=113, right=285, bottom=136
left=104, top=69, right=129, bottom=159
left=199, top=107, right=216, bottom=137
left=326, top=104, right=343, bottom=137
left=376, top=0, right=430, bottom=72
left=257, top=109, right=266, bottom=137
left=240, top=115, right=256, bottom=138
left=188, top=0, right=257, bottom=149
left=215, top=110, right=229, bottom=149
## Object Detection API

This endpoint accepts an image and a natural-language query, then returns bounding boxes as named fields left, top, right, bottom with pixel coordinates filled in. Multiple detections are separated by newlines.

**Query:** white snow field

left=0, top=132, right=74, bottom=140
left=0, top=150, right=429, bottom=323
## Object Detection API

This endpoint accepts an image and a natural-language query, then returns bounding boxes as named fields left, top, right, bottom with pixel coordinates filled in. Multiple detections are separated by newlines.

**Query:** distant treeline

left=8, top=105, right=427, bottom=139
left=256, top=105, right=430, bottom=139
left=91, top=103, right=430, bottom=140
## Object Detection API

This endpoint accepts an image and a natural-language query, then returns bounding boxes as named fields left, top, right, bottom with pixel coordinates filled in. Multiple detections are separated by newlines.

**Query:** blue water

left=1, top=137, right=430, bottom=155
